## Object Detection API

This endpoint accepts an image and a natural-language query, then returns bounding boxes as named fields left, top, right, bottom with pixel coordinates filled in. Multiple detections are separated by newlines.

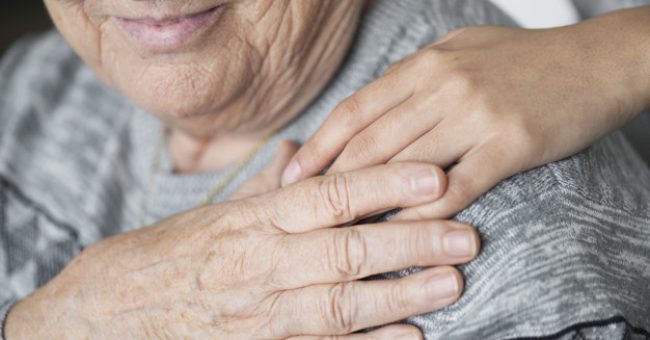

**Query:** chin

left=134, top=90, right=215, bottom=120
left=117, top=66, right=231, bottom=119
left=111, top=48, right=256, bottom=121
left=125, top=82, right=258, bottom=138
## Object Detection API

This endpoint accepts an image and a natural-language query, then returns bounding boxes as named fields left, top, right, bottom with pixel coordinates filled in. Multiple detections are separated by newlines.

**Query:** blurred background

left=0, top=0, right=647, bottom=163
left=0, top=2, right=52, bottom=53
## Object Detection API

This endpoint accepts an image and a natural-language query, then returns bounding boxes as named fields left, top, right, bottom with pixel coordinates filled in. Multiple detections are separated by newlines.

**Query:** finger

left=279, top=266, right=463, bottom=336
left=389, top=118, right=472, bottom=168
left=230, top=140, right=299, bottom=200
left=281, top=70, right=414, bottom=186
left=326, top=96, right=442, bottom=174
left=262, top=140, right=300, bottom=184
left=394, top=144, right=518, bottom=220
left=287, top=324, right=422, bottom=340
left=273, top=220, right=478, bottom=288
left=266, top=162, right=447, bottom=234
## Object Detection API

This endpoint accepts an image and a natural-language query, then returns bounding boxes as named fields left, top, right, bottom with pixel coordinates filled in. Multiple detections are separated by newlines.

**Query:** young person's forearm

left=577, top=6, right=650, bottom=117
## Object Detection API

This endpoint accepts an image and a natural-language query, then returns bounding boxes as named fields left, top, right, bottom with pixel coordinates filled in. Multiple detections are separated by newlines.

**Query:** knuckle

left=332, top=96, right=362, bottom=127
left=267, top=291, right=295, bottom=336
left=411, top=225, right=436, bottom=260
left=403, top=140, right=441, bottom=163
left=386, top=283, right=410, bottom=314
left=318, top=174, right=354, bottom=221
left=343, top=132, right=380, bottom=163
left=291, top=145, right=314, bottom=170
left=504, top=127, right=531, bottom=154
left=483, top=118, right=539, bottom=164
left=510, top=121, right=540, bottom=155
left=496, top=126, right=539, bottom=170
left=445, top=69, right=478, bottom=96
left=324, top=283, right=358, bottom=334
left=330, top=228, right=368, bottom=278
left=474, top=92, right=498, bottom=116
left=447, top=174, right=475, bottom=208
left=227, top=200, right=271, bottom=229
left=474, top=98, right=506, bottom=128
left=409, top=47, right=447, bottom=71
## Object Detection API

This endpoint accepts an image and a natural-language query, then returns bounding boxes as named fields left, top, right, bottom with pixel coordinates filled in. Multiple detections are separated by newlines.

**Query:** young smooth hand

left=282, top=8, right=650, bottom=220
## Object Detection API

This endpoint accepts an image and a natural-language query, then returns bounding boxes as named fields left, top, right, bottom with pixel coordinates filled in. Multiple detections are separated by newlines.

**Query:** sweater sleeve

left=388, top=133, right=650, bottom=339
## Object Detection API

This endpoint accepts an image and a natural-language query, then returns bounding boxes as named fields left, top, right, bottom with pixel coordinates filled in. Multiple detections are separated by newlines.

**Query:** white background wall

left=489, top=0, right=578, bottom=28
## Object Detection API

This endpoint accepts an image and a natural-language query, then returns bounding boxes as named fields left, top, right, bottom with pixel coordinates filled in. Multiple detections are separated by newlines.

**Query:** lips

left=114, top=6, right=223, bottom=53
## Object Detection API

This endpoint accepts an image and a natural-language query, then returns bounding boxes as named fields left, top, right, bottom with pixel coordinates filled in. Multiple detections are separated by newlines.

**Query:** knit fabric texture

left=0, top=0, right=649, bottom=339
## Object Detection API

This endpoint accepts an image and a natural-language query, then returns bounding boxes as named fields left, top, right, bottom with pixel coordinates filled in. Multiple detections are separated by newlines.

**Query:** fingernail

left=409, top=168, right=440, bottom=197
left=443, top=230, right=477, bottom=257
left=281, top=160, right=301, bottom=187
left=426, top=272, right=460, bottom=300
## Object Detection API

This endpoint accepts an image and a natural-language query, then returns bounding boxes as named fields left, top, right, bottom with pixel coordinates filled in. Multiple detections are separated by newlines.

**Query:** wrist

left=575, top=7, right=650, bottom=117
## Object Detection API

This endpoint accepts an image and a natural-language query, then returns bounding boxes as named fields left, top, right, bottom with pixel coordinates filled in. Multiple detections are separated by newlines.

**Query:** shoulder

left=520, top=132, right=647, bottom=214
left=345, top=0, right=517, bottom=83
left=443, top=133, right=650, bottom=337
left=461, top=132, right=650, bottom=227
left=364, top=0, right=516, bottom=52
left=404, top=133, right=650, bottom=339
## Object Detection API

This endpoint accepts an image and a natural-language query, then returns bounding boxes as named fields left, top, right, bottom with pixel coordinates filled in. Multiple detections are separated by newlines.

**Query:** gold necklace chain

left=139, top=127, right=272, bottom=225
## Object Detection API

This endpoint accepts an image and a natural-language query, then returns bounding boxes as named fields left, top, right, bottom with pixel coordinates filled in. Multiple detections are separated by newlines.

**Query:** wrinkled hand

left=6, top=160, right=480, bottom=339
left=282, top=13, right=650, bottom=220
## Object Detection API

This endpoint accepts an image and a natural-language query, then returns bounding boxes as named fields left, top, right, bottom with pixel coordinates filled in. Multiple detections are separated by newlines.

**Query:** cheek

left=45, top=0, right=114, bottom=84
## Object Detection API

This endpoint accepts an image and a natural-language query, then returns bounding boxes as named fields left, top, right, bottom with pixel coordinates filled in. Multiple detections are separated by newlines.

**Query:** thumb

left=230, top=140, right=299, bottom=200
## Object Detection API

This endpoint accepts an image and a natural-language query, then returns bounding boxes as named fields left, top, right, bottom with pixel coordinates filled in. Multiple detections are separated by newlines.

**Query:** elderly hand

left=5, top=161, right=480, bottom=339
left=282, top=9, right=650, bottom=220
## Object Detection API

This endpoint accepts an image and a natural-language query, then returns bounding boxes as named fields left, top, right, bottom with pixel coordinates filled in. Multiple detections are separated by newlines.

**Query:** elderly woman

left=1, top=0, right=649, bottom=339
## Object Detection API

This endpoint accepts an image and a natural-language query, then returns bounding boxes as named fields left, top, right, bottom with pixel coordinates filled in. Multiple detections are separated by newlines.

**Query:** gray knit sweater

left=1, top=0, right=649, bottom=339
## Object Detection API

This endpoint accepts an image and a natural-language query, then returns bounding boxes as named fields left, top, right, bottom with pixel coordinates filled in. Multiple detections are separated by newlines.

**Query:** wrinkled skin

left=6, top=156, right=480, bottom=339
left=6, top=2, right=480, bottom=337
left=44, top=0, right=362, bottom=140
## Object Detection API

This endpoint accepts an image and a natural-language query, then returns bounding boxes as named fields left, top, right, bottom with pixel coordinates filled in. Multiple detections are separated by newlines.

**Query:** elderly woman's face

left=44, top=0, right=364, bottom=136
